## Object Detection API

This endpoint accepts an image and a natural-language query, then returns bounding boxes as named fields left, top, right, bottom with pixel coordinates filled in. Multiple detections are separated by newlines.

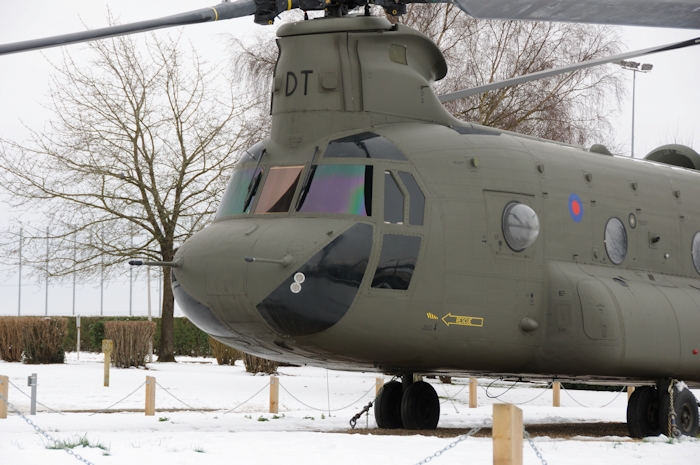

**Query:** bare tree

left=397, top=5, right=625, bottom=146
left=0, top=31, right=257, bottom=361
left=232, top=7, right=624, bottom=148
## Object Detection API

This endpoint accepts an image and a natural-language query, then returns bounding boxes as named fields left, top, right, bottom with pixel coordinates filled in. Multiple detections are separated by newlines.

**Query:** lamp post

left=616, top=60, right=653, bottom=157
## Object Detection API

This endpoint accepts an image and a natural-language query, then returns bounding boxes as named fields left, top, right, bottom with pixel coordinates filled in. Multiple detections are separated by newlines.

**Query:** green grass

left=46, top=434, right=109, bottom=452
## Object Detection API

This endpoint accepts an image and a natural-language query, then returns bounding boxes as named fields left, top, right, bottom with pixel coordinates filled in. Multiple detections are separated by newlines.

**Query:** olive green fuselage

left=173, top=16, right=700, bottom=384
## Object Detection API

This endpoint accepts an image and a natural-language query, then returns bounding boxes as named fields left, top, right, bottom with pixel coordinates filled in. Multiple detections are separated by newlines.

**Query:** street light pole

left=616, top=60, right=653, bottom=158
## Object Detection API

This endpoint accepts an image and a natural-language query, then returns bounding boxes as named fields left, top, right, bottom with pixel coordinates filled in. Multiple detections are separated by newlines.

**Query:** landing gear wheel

left=401, top=381, right=440, bottom=430
left=627, top=386, right=660, bottom=438
left=374, top=381, right=404, bottom=429
left=660, top=387, right=699, bottom=438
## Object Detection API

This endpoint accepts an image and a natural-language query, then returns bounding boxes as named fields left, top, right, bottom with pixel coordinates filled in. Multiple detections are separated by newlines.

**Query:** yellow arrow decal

left=441, top=313, right=484, bottom=327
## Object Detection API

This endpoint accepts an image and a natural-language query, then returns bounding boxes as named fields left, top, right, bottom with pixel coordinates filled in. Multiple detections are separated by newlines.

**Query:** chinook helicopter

left=2, top=0, right=700, bottom=438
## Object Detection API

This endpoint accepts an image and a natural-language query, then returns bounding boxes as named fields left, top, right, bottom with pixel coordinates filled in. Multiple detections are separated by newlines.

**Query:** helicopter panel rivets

left=290, top=282, right=302, bottom=294
left=294, top=272, right=306, bottom=284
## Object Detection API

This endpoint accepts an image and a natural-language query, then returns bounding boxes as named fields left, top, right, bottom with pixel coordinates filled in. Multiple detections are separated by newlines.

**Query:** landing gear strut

left=374, top=373, right=441, bottom=430
left=627, top=380, right=699, bottom=438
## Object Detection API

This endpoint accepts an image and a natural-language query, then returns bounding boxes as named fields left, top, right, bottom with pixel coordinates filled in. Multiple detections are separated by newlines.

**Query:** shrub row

left=64, top=316, right=212, bottom=357
left=2, top=316, right=279, bottom=372
left=0, top=317, right=67, bottom=364
left=105, top=321, right=156, bottom=368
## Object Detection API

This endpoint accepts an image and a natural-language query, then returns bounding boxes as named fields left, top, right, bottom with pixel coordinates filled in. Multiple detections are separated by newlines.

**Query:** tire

left=374, top=381, right=404, bottom=429
left=627, top=386, right=660, bottom=438
left=401, top=381, right=440, bottom=430
left=659, top=386, right=699, bottom=438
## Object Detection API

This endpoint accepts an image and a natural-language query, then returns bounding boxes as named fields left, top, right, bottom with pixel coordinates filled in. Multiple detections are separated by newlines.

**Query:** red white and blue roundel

left=568, top=193, right=583, bottom=222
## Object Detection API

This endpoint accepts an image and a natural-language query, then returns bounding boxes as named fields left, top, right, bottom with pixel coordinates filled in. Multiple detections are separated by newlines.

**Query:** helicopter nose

left=172, top=218, right=374, bottom=340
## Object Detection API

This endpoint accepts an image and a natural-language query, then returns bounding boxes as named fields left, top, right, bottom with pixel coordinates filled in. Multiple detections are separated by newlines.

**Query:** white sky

left=0, top=0, right=698, bottom=317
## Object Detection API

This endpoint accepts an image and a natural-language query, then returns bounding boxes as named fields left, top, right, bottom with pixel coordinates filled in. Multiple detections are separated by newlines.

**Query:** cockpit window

left=398, top=172, right=424, bottom=226
left=384, top=171, right=404, bottom=224
left=254, top=166, right=304, bottom=214
left=215, top=167, right=262, bottom=218
left=325, top=132, right=407, bottom=160
left=297, top=164, right=373, bottom=216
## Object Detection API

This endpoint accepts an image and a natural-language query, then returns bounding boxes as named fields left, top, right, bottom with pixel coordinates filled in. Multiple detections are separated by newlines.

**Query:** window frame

left=501, top=201, right=540, bottom=253
left=604, top=216, right=628, bottom=266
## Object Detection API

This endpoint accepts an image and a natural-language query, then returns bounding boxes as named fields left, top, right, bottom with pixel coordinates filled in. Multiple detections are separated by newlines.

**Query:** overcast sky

left=0, top=0, right=698, bottom=317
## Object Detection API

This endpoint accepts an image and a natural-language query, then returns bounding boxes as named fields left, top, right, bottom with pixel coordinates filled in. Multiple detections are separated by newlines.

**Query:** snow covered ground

left=1, top=354, right=698, bottom=465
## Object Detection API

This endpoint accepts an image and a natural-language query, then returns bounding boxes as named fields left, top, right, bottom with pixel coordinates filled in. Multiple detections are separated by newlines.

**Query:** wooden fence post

left=375, top=377, right=384, bottom=396
left=469, top=377, right=477, bottom=408
left=0, top=375, right=8, bottom=419
left=269, top=376, right=279, bottom=414
left=627, top=386, right=635, bottom=400
left=493, top=403, right=523, bottom=465
left=145, top=376, right=156, bottom=416
left=552, top=381, right=561, bottom=407
left=102, top=339, right=113, bottom=387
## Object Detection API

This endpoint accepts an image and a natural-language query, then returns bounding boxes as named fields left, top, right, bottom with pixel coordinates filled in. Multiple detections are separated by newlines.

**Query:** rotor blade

left=0, top=0, right=257, bottom=56
left=438, top=36, right=700, bottom=103
left=452, top=0, right=700, bottom=29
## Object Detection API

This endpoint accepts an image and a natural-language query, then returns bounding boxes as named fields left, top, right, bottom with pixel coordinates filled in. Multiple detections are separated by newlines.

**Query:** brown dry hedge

left=0, top=316, right=27, bottom=362
left=22, top=317, right=68, bottom=364
left=104, top=321, right=156, bottom=368
left=242, top=352, right=279, bottom=374
left=208, top=337, right=242, bottom=365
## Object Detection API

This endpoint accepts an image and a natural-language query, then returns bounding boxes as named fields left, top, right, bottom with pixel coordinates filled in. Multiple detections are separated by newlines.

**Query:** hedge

left=64, top=316, right=212, bottom=357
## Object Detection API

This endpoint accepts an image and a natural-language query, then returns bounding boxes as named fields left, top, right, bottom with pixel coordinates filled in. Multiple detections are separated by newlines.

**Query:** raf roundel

left=568, top=193, right=584, bottom=223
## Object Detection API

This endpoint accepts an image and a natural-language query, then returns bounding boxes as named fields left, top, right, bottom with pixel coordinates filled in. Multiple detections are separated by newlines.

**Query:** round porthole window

left=692, top=232, right=700, bottom=274
left=502, top=202, right=540, bottom=252
left=604, top=217, right=627, bottom=265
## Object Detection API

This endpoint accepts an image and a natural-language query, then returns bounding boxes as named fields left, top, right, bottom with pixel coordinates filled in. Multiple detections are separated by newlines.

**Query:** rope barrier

left=440, top=383, right=460, bottom=413
left=155, top=382, right=206, bottom=414
left=279, top=381, right=376, bottom=412
left=88, top=382, right=146, bottom=416
left=222, top=383, right=270, bottom=415
left=8, top=379, right=65, bottom=415
left=482, top=378, right=554, bottom=405
left=438, top=381, right=469, bottom=406
left=561, top=384, right=627, bottom=408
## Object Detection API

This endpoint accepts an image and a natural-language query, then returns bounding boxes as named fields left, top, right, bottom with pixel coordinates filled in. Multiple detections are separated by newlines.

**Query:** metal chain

left=223, top=383, right=270, bottom=414
left=524, top=430, right=548, bottom=465
left=667, top=380, right=682, bottom=439
left=155, top=381, right=205, bottom=414
left=279, top=381, right=376, bottom=412
left=414, top=420, right=490, bottom=465
left=349, top=400, right=374, bottom=429
left=8, top=379, right=66, bottom=415
left=0, top=393, right=97, bottom=465
left=88, top=382, right=146, bottom=416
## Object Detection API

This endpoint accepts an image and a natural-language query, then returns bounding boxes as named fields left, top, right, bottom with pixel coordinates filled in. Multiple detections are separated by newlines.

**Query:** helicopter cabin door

left=483, top=190, right=545, bottom=349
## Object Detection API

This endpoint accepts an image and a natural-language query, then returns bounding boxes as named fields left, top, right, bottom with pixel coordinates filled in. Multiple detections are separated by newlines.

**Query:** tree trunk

left=158, top=267, right=176, bottom=362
